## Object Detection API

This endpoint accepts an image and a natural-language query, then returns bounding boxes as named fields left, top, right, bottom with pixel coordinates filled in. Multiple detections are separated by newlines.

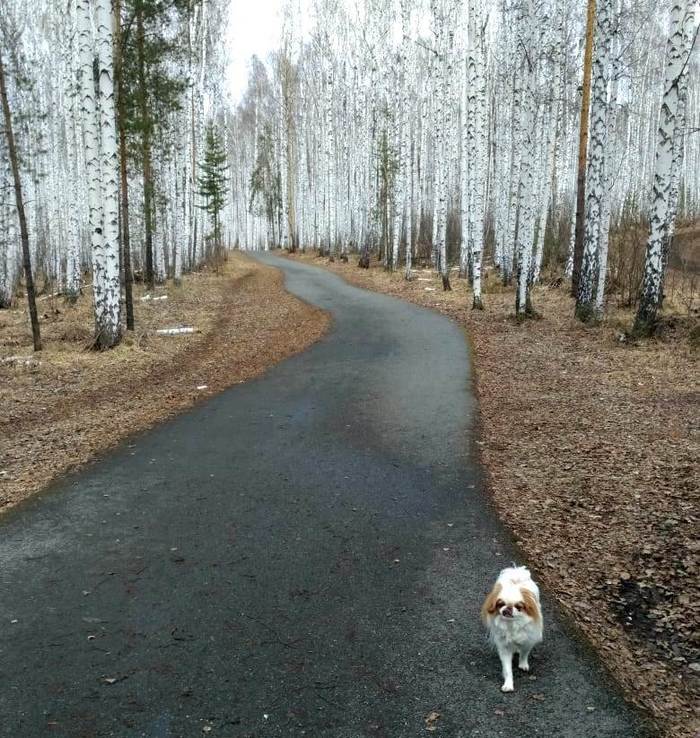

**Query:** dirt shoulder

left=283, top=251, right=698, bottom=738
left=1, top=253, right=329, bottom=512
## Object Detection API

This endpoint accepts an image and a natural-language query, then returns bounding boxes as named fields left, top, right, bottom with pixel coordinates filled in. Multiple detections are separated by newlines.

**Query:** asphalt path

left=0, top=253, right=650, bottom=737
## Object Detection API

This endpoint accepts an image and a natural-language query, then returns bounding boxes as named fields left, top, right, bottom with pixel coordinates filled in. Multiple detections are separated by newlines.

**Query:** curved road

left=0, top=254, right=648, bottom=737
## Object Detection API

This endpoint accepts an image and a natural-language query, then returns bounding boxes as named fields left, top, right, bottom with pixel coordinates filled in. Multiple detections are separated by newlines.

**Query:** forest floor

left=283, top=251, right=699, bottom=738
left=0, top=253, right=328, bottom=513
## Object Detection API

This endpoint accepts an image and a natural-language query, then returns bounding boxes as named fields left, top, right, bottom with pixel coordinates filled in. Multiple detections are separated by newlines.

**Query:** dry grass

left=285, top=250, right=699, bottom=738
left=0, top=253, right=329, bottom=511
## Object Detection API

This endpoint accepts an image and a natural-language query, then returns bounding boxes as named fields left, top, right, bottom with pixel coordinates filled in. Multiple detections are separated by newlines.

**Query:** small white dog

left=481, top=565, right=543, bottom=692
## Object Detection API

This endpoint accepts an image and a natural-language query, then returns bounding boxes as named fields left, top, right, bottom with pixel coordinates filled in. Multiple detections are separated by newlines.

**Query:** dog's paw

left=518, top=662, right=530, bottom=672
left=501, top=682, right=514, bottom=693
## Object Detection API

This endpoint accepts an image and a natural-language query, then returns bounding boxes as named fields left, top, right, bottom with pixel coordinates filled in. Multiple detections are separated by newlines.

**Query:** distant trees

left=1, top=0, right=698, bottom=341
left=223, top=0, right=698, bottom=327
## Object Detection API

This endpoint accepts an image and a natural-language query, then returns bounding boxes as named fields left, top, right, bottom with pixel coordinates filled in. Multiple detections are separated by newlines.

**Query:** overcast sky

left=226, top=0, right=284, bottom=102
left=227, top=0, right=321, bottom=103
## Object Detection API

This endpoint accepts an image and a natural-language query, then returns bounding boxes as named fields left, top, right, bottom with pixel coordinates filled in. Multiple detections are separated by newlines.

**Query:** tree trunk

left=469, top=0, right=487, bottom=310
left=571, top=0, right=596, bottom=296
left=93, top=0, right=122, bottom=348
left=136, top=6, right=155, bottom=290
left=595, top=52, right=622, bottom=317
left=431, top=0, right=451, bottom=291
left=279, top=55, right=289, bottom=250
left=576, top=0, right=612, bottom=322
left=115, top=0, right=134, bottom=331
left=515, top=0, right=537, bottom=317
left=634, top=2, right=697, bottom=334
left=0, top=49, right=41, bottom=351
left=662, top=3, right=697, bottom=276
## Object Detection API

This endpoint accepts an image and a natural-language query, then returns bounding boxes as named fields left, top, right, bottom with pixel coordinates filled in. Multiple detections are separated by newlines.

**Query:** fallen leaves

left=100, top=675, right=127, bottom=685
left=424, top=710, right=440, bottom=731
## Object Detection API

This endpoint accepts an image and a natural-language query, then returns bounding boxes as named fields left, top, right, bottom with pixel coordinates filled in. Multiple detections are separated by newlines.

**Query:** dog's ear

left=481, top=583, right=502, bottom=623
left=520, top=588, right=541, bottom=621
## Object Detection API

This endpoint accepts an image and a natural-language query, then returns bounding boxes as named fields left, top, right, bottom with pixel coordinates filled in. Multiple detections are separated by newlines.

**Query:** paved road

left=0, top=254, right=649, bottom=737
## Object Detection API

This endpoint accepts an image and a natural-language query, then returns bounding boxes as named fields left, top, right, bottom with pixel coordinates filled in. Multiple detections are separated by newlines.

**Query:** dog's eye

left=514, top=603, right=523, bottom=611
left=495, top=600, right=505, bottom=608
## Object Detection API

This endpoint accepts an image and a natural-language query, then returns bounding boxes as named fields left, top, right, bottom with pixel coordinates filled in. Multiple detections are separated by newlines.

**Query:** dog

left=481, top=565, right=543, bottom=692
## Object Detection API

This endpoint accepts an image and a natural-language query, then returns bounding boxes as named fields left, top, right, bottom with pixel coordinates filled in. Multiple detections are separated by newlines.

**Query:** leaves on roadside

left=424, top=711, right=440, bottom=732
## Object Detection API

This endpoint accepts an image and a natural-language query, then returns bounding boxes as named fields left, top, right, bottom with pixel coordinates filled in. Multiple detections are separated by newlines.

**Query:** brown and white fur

left=481, top=566, right=543, bottom=692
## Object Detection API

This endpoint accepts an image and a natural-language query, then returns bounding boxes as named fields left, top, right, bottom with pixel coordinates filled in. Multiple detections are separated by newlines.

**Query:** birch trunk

left=93, top=0, right=122, bottom=347
left=595, top=46, right=622, bottom=316
left=571, top=0, right=597, bottom=296
left=470, top=0, right=486, bottom=309
left=114, top=0, right=134, bottom=330
left=634, top=2, right=695, bottom=334
left=279, top=58, right=289, bottom=249
left=576, top=0, right=612, bottom=321
left=663, top=3, right=697, bottom=268
left=515, top=0, right=537, bottom=316
left=136, top=6, right=155, bottom=288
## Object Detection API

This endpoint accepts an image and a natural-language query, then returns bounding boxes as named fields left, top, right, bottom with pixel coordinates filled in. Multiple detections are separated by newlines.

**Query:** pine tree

left=120, top=0, right=191, bottom=289
left=197, top=122, right=229, bottom=265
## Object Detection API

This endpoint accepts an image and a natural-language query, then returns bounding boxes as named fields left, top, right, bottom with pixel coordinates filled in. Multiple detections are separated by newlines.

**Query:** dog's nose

left=502, top=606, right=513, bottom=618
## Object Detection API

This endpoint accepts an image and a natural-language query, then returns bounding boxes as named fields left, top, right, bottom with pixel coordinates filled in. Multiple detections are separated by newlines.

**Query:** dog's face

left=481, top=583, right=540, bottom=625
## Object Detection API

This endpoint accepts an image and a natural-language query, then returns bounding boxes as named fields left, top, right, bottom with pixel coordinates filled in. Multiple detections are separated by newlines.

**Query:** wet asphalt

left=0, top=253, right=651, bottom=737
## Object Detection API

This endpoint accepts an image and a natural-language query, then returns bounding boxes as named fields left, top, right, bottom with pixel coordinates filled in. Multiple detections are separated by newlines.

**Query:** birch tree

left=94, top=0, right=122, bottom=347
left=431, top=0, right=451, bottom=291
left=634, top=2, right=698, bottom=335
left=77, top=0, right=122, bottom=348
left=514, top=0, right=538, bottom=317
left=570, top=0, right=597, bottom=294
left=575, top=0, right=614, bottom=322
left=466, top=0, right=487, bottom=308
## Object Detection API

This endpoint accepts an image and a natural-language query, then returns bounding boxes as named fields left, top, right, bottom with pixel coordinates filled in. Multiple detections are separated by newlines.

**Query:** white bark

left=468, top=0, right=487, bottom=308
left=665, top=3, right=697, bottom=254
left=515, top=0, right=537, bottom=315
left=94, top=0, right=121, bottom=344
left=391, top=4, right=410, bottom=274
left=78, top=0, right=121, bottom=347
left=636, top=1, right=696, bottom=330
left=279, top=53, right=289, bottom=249
left=577, top=0, right=613, bottom=316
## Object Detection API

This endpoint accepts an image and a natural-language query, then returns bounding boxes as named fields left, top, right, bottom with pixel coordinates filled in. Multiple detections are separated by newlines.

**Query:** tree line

left=228, top=0, right=698, bottom=334
left=0, top=0, right=230, bottom=350
left=2, top=0, right=698, bottom=350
